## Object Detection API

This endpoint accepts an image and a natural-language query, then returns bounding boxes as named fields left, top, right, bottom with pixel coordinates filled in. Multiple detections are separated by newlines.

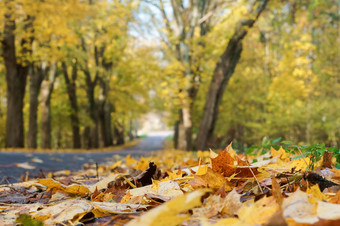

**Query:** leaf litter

left=0, top=145, right=340, bottom=225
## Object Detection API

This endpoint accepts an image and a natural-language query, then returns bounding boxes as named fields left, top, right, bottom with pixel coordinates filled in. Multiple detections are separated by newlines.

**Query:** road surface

left=0, top=131, right=172, bottom=184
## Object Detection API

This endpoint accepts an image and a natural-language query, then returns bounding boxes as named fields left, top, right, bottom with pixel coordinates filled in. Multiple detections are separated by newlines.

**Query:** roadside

left=0, top=137, right=142, bottom=153
left=0, top=131, right=173, bottom=183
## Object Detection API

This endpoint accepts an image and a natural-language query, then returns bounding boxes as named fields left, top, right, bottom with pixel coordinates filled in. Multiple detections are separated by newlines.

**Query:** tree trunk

left=164, top=0, right=213, bottom=150
left=173, top=120, right=179, bottom=149
left=41, top=64, right=57, bottom=149
left=82, top=127, right=91, bottom=149
left=114, top=122, right=125, bottom=145
left=27, top=65, right=45, bottom=148
left=98, top=79, right=113, bottom=147
left=62, top=62, right=81, bottom=148
left=2, top=1, right=33, bottom=148
left=195, top=0, right=268, bottom=150
left=177, top=107, right=193, bottom=150
left=128, top=119, right=134, bottom=141
left=82, top=68, right=99, bottom=148
left=98, top=101, right=113, bottom=147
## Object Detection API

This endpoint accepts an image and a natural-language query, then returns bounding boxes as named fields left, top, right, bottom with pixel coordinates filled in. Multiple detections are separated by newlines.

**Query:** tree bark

left=62, top=61, right=81, bottom=148
left=80, top=40, right=99, bottom=148
left=114, top=121, right=125, bottom=145
left=98, top=79, right=113, bottom=147
left=41, top=64, right=57, bottom=149
left=84, top=71, right=99, bottom=148
left=27, top=65, right=45, bottom=148
left=165, top=0, right=213, bottom=150
left=2, top=1, right=33, bottom=148
left=195, top=0, right=269, bottom=150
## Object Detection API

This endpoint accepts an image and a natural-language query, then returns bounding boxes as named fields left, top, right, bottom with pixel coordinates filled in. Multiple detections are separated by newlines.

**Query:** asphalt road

left=0, top=131, right=172, bottom=184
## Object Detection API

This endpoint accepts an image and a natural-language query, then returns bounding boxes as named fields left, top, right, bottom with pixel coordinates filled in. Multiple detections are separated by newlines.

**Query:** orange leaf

left=211, top=150, right=236, bottom=177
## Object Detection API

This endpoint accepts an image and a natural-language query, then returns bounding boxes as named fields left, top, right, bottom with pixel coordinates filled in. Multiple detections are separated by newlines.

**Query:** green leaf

left=271, top=137, right=282, bottom=144
left=291, top=154, right=306, bottom=161
left=335, top=163, right=340, bottom=170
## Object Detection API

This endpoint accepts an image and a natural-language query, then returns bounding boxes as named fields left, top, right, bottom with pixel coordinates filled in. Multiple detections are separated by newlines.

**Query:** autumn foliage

left=1, top=144, right=340, bottom=225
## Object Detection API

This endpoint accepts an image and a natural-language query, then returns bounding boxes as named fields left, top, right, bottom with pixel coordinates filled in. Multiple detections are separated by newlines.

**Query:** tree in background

left=1, top=0, right=33, bottom=147
left=195, top=0, right=268, bottom=150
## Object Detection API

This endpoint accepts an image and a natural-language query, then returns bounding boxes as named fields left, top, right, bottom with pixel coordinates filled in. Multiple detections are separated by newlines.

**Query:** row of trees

left=0, top=0, right=157, bottom=148
left=146, top=0, right=340, bottom=150
left=0, top=0, right=339, bottom=150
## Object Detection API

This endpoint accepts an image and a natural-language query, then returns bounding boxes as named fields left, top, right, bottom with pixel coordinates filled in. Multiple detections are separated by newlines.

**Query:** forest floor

left=1, top=135, right=340, bottom=225
left=0, top=131, right=172, bottom=183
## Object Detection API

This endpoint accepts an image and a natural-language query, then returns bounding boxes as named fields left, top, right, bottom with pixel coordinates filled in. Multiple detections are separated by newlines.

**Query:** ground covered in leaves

left=1, top=144, right=340, bottom=225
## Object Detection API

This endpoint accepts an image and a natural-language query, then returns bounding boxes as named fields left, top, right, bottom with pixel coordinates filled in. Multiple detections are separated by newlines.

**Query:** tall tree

left=150, top=0, right=216, bottom=150
left=2, top=0, right=33, bottom=147
left=195, top=0, right=269, bottom=150
left=62, top=61, right=81, bottom=148
left=27, top=64, right=46, bottom=148
left=40, top=63, right=57, bottom=149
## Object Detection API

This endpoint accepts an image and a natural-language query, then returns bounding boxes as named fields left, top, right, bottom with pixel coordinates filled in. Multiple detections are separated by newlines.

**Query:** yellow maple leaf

left=307, top=185, right=328, bottom=201
left=134, top=156, right=151, bottom=171
left=196, top=164, right=208, bottom=175
left=126, top=154, right=137, bottom=166
left=270, top=146, right=290, bottom=160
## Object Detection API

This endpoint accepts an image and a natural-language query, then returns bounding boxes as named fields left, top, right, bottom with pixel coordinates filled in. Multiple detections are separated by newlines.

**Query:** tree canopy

left=0, top=0, right=339, bottom=150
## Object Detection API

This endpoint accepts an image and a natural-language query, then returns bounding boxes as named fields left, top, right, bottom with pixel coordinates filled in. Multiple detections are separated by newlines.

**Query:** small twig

left=123, top=176, right=136, bottom=189
left=243, top=156, right=263, bottom=194
left=262, top=184, right=272, bottom=191
left=286, top=176, right=292, bottom=192
left=235, top=165, right=258, bottom=168
left=297, top=146, right=309, bottom=171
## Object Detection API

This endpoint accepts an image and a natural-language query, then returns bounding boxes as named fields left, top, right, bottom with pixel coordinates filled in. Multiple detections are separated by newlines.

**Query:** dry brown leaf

left=272, top=175, right=283, bottom=208
left=192, top=194, right=226, bottom=219
left=221, top=189, right=243, bottom=216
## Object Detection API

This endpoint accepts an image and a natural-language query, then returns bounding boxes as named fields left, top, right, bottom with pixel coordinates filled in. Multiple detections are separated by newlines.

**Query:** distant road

left=0, top=131, right=173, bottom=183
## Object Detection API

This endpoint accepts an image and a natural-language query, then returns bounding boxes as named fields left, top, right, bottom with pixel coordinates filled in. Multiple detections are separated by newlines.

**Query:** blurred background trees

left=0, top=0, right=339, bottom=150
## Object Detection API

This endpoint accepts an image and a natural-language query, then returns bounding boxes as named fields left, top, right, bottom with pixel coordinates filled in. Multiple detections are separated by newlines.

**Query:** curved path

left=0, top=131, right=172, bottom=183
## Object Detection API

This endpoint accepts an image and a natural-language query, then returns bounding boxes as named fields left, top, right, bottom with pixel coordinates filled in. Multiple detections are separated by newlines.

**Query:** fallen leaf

left=126, top=189, right=211, bottom=226
left=92, top=202, right=149, bottom=215
left=272, top=175, right=283, bottom=208
left=192, top=194, right=226, bottom=218
left=237, top=196, right=279, bottom=225
left=307, top=184, right=328, bottom=201
left=211, top=150, right=236, bottom=177
left=38, top=178, right=90, bottom=197
left=282, top=189, right=318, bottom=224
left=188, top=167, right=232, bottom=191
left=32, top=199, right=92, bottom=224
left=31, top=158, right=43, bottom=164
left=16, top=162, right=35, bottom=170
left=221, top=189, right=243, bottom=216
